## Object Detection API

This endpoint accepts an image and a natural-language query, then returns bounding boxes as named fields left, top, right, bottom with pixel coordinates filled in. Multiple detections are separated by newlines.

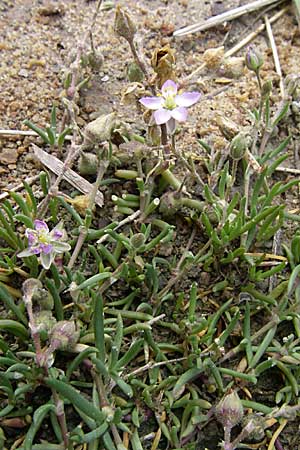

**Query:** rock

left=0, top=148, right=18, bottom=165
left=37, top=2, right=65, bottom=16
left=84, top=112, right=117, bottom=143
left=18, top=68, right=29, bottom=78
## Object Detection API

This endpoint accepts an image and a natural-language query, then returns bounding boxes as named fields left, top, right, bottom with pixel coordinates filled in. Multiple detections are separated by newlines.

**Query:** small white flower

left=18, top=220, right=71, bottom=270
left=139, top=79, right=200, bottom=132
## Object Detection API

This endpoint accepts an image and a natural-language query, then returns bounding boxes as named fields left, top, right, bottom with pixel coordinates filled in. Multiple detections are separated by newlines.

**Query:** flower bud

left=34, top=310, right=57, bottom=339
left=23, top=278, right=43, bottom=305
left=215, top=390, right=244, bottom=430
left=245, top=46, right=263, bottom=73
left=159, top=192, right=178, bottom=217
left=85, top=113, right=117, bottom=143
left=67, top=194, right=93, bottom=216
left=261, top=80, right=272, bottom=98
left=229, top=132, right=250, bottom=160
left=102, top=405, right=114, bottom=422
left=151, top=45, right=176, bottom=88
left=284, top=74, right=300, bottom=97
left=114, top=5, right=136, bottom=43
left=32, top=287, right=54, bottom=311
left=241, top=413, right=265, bottom=441
left=130, top=233, right=145, bottom=249
left=126, top=62, right=144, bottom=82
left=81, top=50, right=103, bottom=71
left=49, top=320, right=79, bottom=351
left=78, top=152, right=98, bottom=175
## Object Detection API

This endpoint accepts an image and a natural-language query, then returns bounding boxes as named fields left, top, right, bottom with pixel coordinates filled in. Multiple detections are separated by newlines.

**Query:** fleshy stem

left=37, top=142, right=81, bottom=217
left=23, top=281, right=69, bottom=448
left=68, top=156, right=109, bottom=269
left=160, top=123, right=168, bottom=146
left=171, top=136, right=205, bottom=187
left=91, top=367, right=124, bottom=448
left=128, top=38, right=149, bottom=81
left=61, top=0, right=103, bottom=130
left=155, top=233, right=211, bottom=304
left=37, top=0, right=104, bottom=217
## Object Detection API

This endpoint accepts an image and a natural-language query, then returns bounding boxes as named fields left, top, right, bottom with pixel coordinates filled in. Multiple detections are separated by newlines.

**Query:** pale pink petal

left=30, top=246, right=41, bottom=255
left=40, top=243, right=53, bottom=254
left=40, top=251, right=54, bottom=270
left=154, top=108, right=172, bottom=125
left=175, top=92, right=201, bottom=107
left=25, top=229, right=38, bottom=246
left=170, top=107, right=188, bottom=122
left=166, top=118, right=176, bottom=134
left=18, top=248, right=35, bottom=258
left=139, top=96, right=164, bottom=110
left=161, top=80, right=178, bottom=97
left=52, top=241, right=71, bottom=253
left=34, top=220, right=49, bottom=232
left=50, top=229, right=63, bottom=240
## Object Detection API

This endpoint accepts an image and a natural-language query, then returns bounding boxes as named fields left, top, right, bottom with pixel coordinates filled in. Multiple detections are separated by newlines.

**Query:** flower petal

left=161, top=80, right=177, bottom=96
left=175, top=92, right=201, bottom=107
left=170, top=107, right=188, bottom=122
left=139, top=96, right=164, bottom=110
left=50, top=229, right=63, bottom=240
left=34, top=220, right=49, bottom=232
left=28, top=245, right=42, bottom=255
left=40, top=252, right=54, bottom=270
left=26, top=230, right=38, bottom=246
left=18, top=248, right=35, bottom=258
left=40, top=243, right=53, bottom=254
left=153, top=108, right=172, bottom=125
left=52, top=241, right=71, bottom=253
left=166, top=118, right=176, bottom=135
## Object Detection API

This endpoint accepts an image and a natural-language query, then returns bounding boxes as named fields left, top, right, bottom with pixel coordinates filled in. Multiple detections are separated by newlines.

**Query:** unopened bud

left=229, top=132, right=250, bottom=160
left=85, top=113, right=117, bottom=143
left=126, top=62, right=144, bottom=82
left=114, top=5, right=136, bottom=43
left=215, top=390, right=244, bottom=430
left=102, top=405, right=114, bottom=422
left=32, top=287, right=54, bottom=311
left=261, top=80, right=272, bottom=98
left=50, top=320, right=79, bottom=351
left=81, top=51, right=103, bottom=71
left=245, top=46, right=263, bottom=73
left=284, top=74, right=300, bottom=97
left=67, top=194, right=93, bottom=216
left=78, top=152, right=98, bottom=175
left=23, top=278, right=43, bottom=305
left=241, top=413, right=265, bottom=441
left=130, top=233, right=145, bottom=249
left=34, top=310, right=57, bottom=339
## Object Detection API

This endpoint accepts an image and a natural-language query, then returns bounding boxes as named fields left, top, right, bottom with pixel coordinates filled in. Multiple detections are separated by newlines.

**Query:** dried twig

left=33, top=144, right=104, bottom=207
left=264, top=14, right=285, bottom=97
left=184, top=7, right=287, bottom=83
left=293, top=0, right=300, bottom=31
left=0, top=174, right=40, bottom=201
left=0, top=129, right=72, bottom=140
left=275, top=165, right=300, bottom=174
left=225, top=7, right=287, bottom=57
left=173, top=0, right=283, bottom=36
left=96, top=209, right=141, bottom=244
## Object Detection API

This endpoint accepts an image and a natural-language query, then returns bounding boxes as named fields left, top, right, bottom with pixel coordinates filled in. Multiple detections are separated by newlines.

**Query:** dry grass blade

left=293, top=0, right=300, bottom=30
left=0, top=129, right=72, bottom=140
left=33, top=144, right=104, bottom=207
left=184, top=7, right=287, bottom=82
left=264, top=14, right=285, bottom=97
left=173, top=0, right=283, bottom=36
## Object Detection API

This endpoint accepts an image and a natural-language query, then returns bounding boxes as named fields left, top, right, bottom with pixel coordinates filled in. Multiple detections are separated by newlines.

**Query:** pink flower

left=139, top=80, right=200, bottom=130
left=18, top=220, right=71, bottom=270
